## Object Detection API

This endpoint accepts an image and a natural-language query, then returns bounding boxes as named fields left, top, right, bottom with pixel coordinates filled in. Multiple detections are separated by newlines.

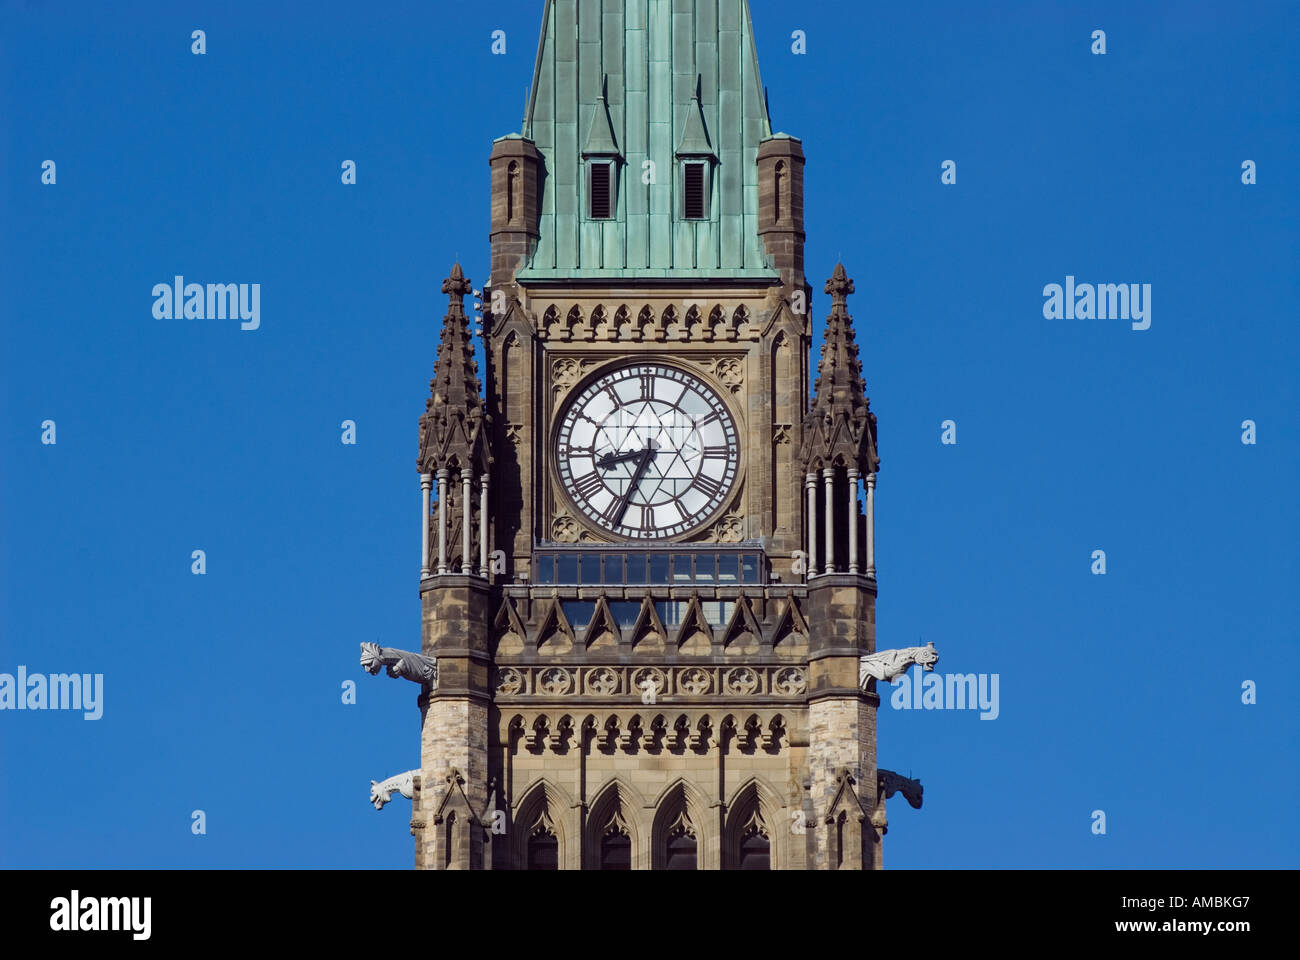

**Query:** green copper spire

left=517, top=0, right=780, bottom=280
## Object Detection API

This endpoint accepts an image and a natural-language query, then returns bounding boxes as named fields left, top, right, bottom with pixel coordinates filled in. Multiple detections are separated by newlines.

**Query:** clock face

left=555, top=363, right=740, bottom=539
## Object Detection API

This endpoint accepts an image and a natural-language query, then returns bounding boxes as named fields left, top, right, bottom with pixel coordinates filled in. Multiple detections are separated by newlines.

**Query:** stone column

left=461, top=473, right=473, bottom=575
left=479, top=475, right=490, bottom=577
left=847, top=467, right=860, bottom=574
left=805, top=472, right=819, bottom=577
left=436, top=469, right=449, bottom=576
left=420, top=473, right=433, bottom=578
left=823, top=467, right=836, bottom=574
left=865, top=472, right=876, bottom=579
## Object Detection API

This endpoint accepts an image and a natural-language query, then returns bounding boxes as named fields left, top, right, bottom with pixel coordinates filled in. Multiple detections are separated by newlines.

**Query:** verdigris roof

left=516, top=0, right=779, bottom=281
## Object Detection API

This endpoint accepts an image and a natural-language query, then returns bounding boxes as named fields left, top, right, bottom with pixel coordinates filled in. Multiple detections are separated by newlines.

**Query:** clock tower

left=409, top=0, right=886, bottom=870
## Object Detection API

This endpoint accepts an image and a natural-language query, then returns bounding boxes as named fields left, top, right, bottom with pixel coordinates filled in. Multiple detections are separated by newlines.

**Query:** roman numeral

left=693, top=473, right=723, bottom=499
left=572, top=471, right=604, bottom=501
left=639, top=373, right=655, bottom=399
left=702, top=445, right=732, bottom=459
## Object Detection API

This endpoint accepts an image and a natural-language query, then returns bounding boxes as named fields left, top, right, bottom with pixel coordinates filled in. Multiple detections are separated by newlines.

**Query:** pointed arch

left=636, top=304, right=654, bottom=341
left=613, top=304, right=632, bottom=340
left=535, top=597, right=574, bottom=656
left=673, top=593, right=714, bottom=655
left=769, top=594, right=809, bottom=659
left=651, top=778, right=716, bottom=870
left=541, top=304, right=561, bottom=340
left=491, top=596, right=527, bottom=657
left=724, top=775, right=786, bottom=870
left=628, top=595, right=667, bottom=654
left=584, top=593, right=622, bottom=652
left=720, top=595, right=761, bottom=657
left=584, top=778, right=649, bottom=870
left=512, top=777, right=577, bottom=870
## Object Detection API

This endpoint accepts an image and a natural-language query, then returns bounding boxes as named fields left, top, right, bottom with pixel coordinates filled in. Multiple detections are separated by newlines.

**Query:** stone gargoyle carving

left=359, top=642, right=437, bottom=688
left=878, top=769, right=923, bottom=809
left=859, top=641, right=939, bottom=688
left=370, top=769, right=418, bottom=810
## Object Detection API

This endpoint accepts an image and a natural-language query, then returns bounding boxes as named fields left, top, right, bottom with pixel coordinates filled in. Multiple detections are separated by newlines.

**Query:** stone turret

left=412, top=266, right=496, bottom=869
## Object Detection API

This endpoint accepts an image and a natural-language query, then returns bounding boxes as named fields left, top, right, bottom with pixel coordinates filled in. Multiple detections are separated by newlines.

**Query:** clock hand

left=611, top=444, right=656, bottom=524
left=596, top=448, right=647, bottom=469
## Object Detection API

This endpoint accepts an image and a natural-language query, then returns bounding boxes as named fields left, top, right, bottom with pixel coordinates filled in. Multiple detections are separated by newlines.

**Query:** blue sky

left=1, top=0, right=1296, bottom=868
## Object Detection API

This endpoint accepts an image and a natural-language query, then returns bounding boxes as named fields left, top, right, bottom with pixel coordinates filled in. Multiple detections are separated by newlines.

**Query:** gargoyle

left=359, top=642, right=437, bottom=688
left=859, top=641, right=939, bottom=687
left=370, top=769, right=418, bottom=810
left=877, top=769, right=923, bottom=809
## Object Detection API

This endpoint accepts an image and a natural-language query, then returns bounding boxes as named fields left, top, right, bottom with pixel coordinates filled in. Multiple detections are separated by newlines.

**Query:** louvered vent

left=590, top=162, right=612, bottom=219
left=683, top=163, right=706, bottom=219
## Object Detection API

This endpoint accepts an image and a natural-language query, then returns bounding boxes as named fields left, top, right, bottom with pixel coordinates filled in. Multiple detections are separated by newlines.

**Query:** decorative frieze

left=500, top=708, right=789, bottom=756
left=491, top=664, right=807, bottom=700
left=536, top=302, right=758, bottom=343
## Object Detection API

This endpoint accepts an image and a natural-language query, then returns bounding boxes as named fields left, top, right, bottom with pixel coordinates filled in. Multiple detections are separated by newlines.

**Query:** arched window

left=507, top=160, right=519, bottom=222
left=665, top=832, right=697, bottom=870
left=774, top=160, right=785, bottom=222
left=600, top=829, right=631, bottom=870
left=738, top=811, right=771, bottom=870
left=739, top=829, right=770, bottom=870
left=528, top=827, right=559, bottom=870
left=444, top=811, right=456, bottom=869
left=835, top=811, right=847, bottom=870
left=664, top=811, right=697, bottom=870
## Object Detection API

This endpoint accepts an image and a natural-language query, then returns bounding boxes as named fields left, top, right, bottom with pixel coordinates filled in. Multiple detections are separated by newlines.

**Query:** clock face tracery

left=555, top=363, right=740, bottom=539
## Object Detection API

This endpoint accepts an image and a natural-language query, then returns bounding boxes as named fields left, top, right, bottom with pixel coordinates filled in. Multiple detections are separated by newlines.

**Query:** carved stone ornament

left=496, top=668, right=524, bottom=696
left=586, top=667, right=619, bottom=695
left=859, top=641, right=940, bottom=687
left=551, top=514, right=580, bottom=543
left=772, top=667, right=807, bottom=696
left=552, top=357, right=586, bottom=391
left=538, top=668, right=573, bottom=696
left=709, top=513, right=745, bottom=543
left=679, top=668, right=712, bottom=696
left=631, top=667, right=666, bottom=697
left=725, top=667, right=759, bottom=696
left=370, top=769, right=418, bottom=810
left=714, top=357, right=744, bottom=392
left=359, top=642, right=437, bottom=688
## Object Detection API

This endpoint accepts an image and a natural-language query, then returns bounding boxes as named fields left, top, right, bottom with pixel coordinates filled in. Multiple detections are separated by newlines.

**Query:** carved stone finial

left=824, top=262, right=854, bottom=306
left=370, top=769, right=418, bottom=810
left=360, top=642, right=438, bottom=688
left=441, top=262, right=473, bottom=301
left=418, top=264, right=491, bottom=475
left=859, top=641, right=939, bottom=687
left=799, top=264, right=878, bottom=475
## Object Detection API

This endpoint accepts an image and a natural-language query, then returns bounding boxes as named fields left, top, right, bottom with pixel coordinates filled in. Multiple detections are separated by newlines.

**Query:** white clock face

left=555, top=363, right=739, bottom=539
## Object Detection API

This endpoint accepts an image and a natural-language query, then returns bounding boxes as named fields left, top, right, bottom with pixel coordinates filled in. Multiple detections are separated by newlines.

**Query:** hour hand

left=596, top=448, right=648, bottom=469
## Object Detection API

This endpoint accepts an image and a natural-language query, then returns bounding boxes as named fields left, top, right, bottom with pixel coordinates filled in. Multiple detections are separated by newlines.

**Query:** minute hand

left=610, top=446, right=655, bottom=524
